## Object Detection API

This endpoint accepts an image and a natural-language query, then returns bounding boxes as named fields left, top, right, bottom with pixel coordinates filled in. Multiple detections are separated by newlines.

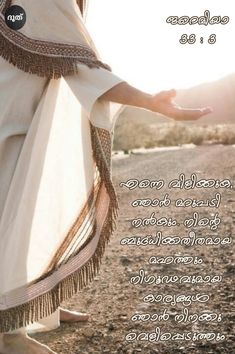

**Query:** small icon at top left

left=4, top=5, right=26, bottom=30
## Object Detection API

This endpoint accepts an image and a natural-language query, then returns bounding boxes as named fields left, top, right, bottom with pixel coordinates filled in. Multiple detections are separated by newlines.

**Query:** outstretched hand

left=149, top=89, right=213, bottom=121
left=99, top=82, right=213, bottom=121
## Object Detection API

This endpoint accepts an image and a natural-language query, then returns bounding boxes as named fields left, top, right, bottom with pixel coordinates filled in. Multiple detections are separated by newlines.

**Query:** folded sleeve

left=65, top=64, right=126, bottom=131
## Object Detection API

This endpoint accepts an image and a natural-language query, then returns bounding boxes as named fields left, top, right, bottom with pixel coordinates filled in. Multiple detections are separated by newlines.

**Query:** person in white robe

left=0, top=0, right=212, bottom=353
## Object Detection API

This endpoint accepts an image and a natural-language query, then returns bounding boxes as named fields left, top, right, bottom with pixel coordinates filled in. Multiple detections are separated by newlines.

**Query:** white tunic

left=0, top=58, right=124, bottom=334
left=0, top=0, right=126, bottom=334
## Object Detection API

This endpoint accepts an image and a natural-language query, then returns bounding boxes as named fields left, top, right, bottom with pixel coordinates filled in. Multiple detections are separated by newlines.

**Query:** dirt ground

left=31, top=144, right=235, bottom=354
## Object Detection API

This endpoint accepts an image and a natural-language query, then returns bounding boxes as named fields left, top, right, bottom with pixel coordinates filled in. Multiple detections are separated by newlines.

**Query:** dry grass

left=113, top=122, right=235, bottom=150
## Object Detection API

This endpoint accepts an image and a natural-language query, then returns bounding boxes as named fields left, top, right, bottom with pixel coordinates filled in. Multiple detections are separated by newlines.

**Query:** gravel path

left=32, top=144, right=235, bottom=354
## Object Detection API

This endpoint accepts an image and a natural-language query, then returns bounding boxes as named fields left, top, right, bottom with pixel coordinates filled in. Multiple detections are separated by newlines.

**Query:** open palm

left=150, top=89, right=212, bottom=121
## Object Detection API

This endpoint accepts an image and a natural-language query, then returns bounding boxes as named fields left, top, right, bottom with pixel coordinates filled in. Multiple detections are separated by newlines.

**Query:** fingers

left=173, top=107, right=213, bottom=121
left=201, top=107, right=213, bottom=115
left=194, top=106, right=213, bottom=118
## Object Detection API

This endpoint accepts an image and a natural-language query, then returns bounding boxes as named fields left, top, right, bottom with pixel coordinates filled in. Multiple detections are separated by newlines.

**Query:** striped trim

left=0, top=1, right=111, bottom=78
left=0, top=184, right=114, bottom=331
left=0, top=122, right=120, bottom=332
left=44, top=174, right=101, bottom=273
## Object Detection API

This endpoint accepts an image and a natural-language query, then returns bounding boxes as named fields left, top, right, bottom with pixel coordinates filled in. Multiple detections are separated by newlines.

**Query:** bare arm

left=99, top=82, right=212, bottom=121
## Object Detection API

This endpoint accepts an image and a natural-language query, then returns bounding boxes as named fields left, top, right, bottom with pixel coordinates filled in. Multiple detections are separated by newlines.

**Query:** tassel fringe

left=0, top=206, right=118, bottom=332
left=90, top=124, right=119, bottom=217
left=0, top=17, right=111, bottom=78
left=0, top=0, right=11, bottom=14
left=0, top=124, right=119, bottom=332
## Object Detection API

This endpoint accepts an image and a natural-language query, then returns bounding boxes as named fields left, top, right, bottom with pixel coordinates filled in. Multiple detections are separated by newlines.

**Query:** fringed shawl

left=0, top=0, right=120, bottom=332
left=0, top=0, right=111, bottom=78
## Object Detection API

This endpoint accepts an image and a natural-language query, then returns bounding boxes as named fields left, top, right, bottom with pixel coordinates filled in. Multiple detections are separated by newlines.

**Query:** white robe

left=0, top=0, right=126, bottom=334
left=0, top=14, right=125, bottom=334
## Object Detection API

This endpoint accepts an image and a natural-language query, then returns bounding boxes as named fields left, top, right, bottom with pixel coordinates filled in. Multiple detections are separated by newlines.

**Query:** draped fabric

left=76, top=0, right=87, bottom=17
left=0, top=0, right=110, bottom=78
left=0, top=0, right=125, bottom=333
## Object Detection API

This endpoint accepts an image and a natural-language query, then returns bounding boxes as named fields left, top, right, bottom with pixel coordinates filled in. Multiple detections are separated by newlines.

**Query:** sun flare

left=86, top=0, right=235, bottom=92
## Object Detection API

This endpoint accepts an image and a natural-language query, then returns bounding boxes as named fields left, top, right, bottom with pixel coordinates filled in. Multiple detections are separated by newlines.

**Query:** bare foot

left=59, top=307, right=90, bottom=323
left=0, top=333, right=57, bottom=354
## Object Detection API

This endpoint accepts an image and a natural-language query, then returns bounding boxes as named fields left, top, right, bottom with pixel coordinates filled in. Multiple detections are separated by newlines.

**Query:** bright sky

left=86, top=0, right=235, bottom=92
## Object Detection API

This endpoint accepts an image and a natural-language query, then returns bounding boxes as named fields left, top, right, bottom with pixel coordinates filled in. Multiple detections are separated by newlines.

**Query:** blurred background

left=86, top=0, right=235, bottom=150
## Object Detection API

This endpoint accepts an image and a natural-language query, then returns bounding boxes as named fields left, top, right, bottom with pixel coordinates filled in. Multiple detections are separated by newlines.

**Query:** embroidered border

left=0, top=1, right=111, bottom=78
left=0, top=0, right=11, bottom=13
left=0, top=122, right=119, bottom=332
left=0, top=184, right=111, bottom=331
left=0, top=0, right=119, bottom=332
left=44, top=174, right=101, bottom=274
